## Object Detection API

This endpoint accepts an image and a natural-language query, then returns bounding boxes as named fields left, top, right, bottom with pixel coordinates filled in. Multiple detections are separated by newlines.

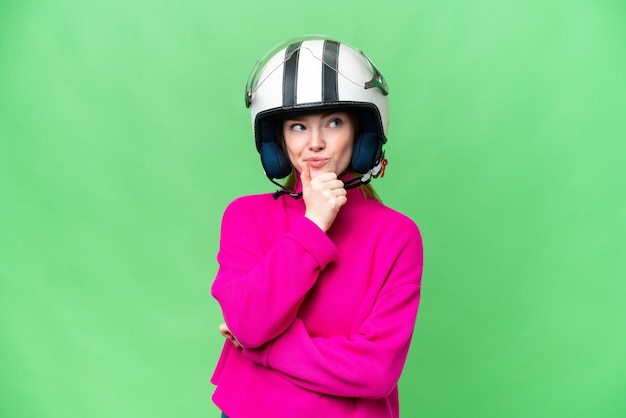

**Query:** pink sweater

left=211, top=185, right=423, bottom=418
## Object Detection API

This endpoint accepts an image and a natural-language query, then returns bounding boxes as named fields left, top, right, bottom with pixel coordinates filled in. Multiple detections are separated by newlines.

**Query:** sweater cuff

left=287, top=217, right=337, bottom=269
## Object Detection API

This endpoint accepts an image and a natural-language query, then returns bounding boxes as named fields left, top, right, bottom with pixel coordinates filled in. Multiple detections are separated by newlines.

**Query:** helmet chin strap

left=271, top=156, right=387, bottom=200
left=270, top=177, right=303, bottom=200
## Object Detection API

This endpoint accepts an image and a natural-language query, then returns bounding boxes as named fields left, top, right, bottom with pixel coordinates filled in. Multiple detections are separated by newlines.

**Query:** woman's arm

left=211, top=197, right=337, bottom=348
left=241, top=236, right=423, bottom=398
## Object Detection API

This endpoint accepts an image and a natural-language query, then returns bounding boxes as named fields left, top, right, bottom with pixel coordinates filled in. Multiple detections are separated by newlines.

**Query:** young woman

left=210, top=36, right=423, bottom=418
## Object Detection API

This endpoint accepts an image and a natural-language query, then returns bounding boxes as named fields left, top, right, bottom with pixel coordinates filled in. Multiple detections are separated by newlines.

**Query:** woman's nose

left=308, top=130, right=325, bottom=151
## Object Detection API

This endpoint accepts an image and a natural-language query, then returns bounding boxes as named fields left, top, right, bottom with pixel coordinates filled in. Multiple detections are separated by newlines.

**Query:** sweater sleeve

left=211, top=197, right=337, bottom=348
left=242, top=232, right=423, bottom=399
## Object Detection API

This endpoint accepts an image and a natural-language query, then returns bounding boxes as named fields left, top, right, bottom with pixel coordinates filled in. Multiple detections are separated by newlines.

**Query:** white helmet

left=245, top=36, right=389, bottom=181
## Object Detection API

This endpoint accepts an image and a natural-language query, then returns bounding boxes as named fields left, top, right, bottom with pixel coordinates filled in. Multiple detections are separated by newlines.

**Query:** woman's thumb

left=301, top=161, right=311, bottom=185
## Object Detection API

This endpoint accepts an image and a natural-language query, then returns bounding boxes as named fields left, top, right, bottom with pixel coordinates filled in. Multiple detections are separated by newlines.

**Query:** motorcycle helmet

left=245, top=36, right=389, bottom=183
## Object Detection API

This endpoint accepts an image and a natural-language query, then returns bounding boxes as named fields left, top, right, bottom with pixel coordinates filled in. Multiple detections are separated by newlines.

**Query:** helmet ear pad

left=351, top=132, right=383, bottom=174
left=260, top=141, right=292, bottom=179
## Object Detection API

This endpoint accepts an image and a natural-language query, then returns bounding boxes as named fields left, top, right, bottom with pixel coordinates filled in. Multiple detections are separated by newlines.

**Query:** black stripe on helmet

left=322, top=40, right=339, bottom=103
left=282, top=42, right=302, bottom=107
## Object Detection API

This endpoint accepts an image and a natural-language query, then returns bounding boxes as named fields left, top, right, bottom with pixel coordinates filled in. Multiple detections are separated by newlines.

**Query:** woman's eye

left=328, top=118, right=343, bottom=128
left=289, top=123, right=305, bottom=131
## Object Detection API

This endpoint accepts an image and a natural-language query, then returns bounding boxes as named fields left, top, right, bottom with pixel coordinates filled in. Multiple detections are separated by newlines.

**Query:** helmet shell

left=245, top=36, right=389, bottom=179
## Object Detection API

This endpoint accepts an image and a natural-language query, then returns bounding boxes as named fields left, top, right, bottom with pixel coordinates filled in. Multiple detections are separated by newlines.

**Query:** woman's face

left=282, top=112, right=355, bottom=178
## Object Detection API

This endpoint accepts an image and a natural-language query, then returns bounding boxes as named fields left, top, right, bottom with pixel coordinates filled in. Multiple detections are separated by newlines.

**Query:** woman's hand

left=301, top=162, right=347, bottom=232
left=219, top=323, right=242, bottom=349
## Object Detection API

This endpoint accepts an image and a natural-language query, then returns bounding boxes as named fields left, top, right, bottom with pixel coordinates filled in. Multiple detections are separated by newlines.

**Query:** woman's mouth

left=305, top=158, right=329, bottom=168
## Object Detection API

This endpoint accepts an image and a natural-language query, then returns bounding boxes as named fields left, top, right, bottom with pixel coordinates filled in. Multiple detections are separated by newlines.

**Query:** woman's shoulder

left=228, top=192, right=275, bottom=205
left=224, top=193, right=276, bottom=215
left=366, top=199, right=420, bottom=229
left=352, top=201, right=421, bottom=250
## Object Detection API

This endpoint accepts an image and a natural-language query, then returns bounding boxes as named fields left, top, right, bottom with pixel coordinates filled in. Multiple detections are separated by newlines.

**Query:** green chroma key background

left=1, top=0, right=624, bottom=417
